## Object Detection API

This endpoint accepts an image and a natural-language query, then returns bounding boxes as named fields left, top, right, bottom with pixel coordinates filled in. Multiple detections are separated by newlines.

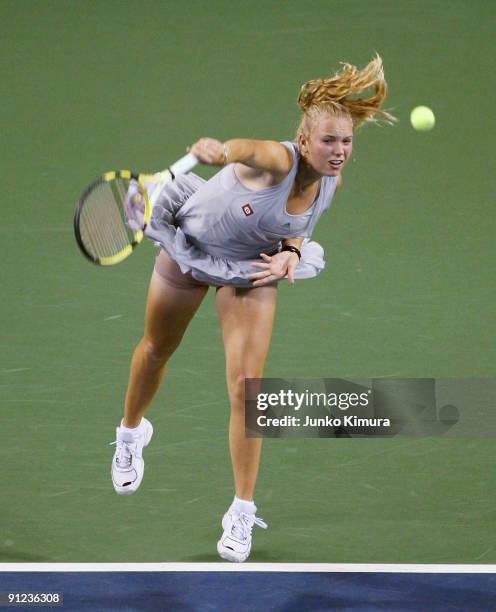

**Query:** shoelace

left=109, top=439, right=134, bottom=469
left=231, top=512, right=268, bottom=541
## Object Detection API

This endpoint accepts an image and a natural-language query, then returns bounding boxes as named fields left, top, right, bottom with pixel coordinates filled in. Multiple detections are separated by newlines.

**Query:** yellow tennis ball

left=410, top=106, right=435, bottom=131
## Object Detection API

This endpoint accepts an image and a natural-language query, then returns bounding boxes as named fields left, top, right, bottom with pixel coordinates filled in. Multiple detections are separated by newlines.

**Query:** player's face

left=303, top=115, right=353, bottom=176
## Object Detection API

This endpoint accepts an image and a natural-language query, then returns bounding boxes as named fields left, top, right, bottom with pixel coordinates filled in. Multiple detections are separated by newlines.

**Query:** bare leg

left=123, top=270, right=208, bottom=427
left=215, top=284, right=277, bottom=500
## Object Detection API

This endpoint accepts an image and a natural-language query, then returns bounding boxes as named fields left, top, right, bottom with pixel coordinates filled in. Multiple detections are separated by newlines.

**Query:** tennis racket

left=74, top=152, right=198, bottom=266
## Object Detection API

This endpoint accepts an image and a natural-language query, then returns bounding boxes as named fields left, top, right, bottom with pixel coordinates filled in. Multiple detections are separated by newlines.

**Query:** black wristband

left=281, top=245, right=301, bottom=260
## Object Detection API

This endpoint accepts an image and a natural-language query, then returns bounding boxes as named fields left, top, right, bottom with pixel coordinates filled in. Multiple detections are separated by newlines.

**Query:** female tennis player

left=111, top=55, right=395, bottom=562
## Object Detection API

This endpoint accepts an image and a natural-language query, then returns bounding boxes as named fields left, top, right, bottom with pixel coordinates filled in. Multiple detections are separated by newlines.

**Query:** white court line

left=0, top=563, right=496, bottom=573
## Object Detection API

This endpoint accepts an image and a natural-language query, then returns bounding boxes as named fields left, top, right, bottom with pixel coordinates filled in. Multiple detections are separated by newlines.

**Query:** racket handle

left=149, top=153, right=199, bottom=210
left=170, top=152, right=198, bottom=177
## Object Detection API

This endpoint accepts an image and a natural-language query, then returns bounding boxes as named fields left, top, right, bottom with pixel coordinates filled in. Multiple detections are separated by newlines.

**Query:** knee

left=141, top=335, right=180, bottom=365
left=228, top=372, right=262, bottom=409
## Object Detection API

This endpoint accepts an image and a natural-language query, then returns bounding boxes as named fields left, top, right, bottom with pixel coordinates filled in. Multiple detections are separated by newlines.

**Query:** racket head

left=74, top=170, right=154, bottom=266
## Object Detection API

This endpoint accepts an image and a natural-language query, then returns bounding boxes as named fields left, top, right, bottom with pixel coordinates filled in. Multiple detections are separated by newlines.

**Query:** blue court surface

left=1, top=564, right=495, bottom=611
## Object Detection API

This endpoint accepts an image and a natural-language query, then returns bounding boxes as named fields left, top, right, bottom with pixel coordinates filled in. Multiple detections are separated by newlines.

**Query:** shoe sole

left=216, top=540, right=249, bottom=563
left=112, top=420, right=154, bottom=496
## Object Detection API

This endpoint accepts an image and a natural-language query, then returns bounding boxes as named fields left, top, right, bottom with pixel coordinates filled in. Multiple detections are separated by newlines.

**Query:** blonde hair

left=297, top=54, right=396, bottom=137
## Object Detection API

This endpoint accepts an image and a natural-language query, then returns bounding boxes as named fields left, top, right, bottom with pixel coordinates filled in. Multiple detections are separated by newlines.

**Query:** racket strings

left=86, top=185, right=123, bottom=256
left=79, top=178, right=137, bottom=260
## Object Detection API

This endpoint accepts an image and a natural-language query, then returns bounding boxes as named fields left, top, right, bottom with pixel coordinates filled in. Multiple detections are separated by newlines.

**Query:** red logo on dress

left=242, top=203, right=254, bottom=216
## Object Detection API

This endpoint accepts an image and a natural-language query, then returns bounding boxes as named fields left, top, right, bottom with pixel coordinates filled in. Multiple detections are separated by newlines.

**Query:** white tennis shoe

left=110, top=418, right=153, bottom=495
left=217, top=508, right=268, bottom=563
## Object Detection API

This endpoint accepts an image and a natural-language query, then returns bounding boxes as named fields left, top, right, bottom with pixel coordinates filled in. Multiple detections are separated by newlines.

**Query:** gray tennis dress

left=143, top=141, right=337, bottom=287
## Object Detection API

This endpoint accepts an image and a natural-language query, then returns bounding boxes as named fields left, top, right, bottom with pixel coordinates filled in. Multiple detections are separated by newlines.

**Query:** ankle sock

left=119, top=419, right=143, bottom=436
left=231, top=496, right=257, bottom=515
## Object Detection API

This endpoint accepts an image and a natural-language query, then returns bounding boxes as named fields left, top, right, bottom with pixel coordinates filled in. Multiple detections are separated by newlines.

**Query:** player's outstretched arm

left=188, top=137, right=293, bottom=178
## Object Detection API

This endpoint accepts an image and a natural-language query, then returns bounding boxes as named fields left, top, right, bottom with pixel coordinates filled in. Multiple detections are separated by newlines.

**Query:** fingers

left=187, top=138, right=223, bottom=165
left=287, top=259, right=298, bottom=285
left=251, top=278, right=276, bottom=287
left=248, top=251, right=298, bottom=286
left=246, top=269, right=272, bottom=280
left=247, top=266, right=296, bottom=286
left=247, top=265, right=284, bottom=286
left=246, top=266, right=280, bottom=286
left=251, top=272, right=280, bottom=286
left=247, top=263, right=282, bottom=279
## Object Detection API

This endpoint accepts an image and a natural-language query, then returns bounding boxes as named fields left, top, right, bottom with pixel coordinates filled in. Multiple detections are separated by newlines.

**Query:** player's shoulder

left=266, top=140, right=295, bottom=172
left=279, top=140, right=298, bottom=164
left=235, top=140, right=294, bottom=188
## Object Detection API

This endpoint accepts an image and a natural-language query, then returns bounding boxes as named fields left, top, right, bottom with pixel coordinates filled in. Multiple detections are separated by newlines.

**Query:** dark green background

left=1, top=0, right=494, bottom=562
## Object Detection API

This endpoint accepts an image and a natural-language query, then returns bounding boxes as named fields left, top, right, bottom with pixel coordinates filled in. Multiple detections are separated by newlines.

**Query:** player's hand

left=247, top=251, right=299, bottom=286
left=188, top=138, right=224, bottom=166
